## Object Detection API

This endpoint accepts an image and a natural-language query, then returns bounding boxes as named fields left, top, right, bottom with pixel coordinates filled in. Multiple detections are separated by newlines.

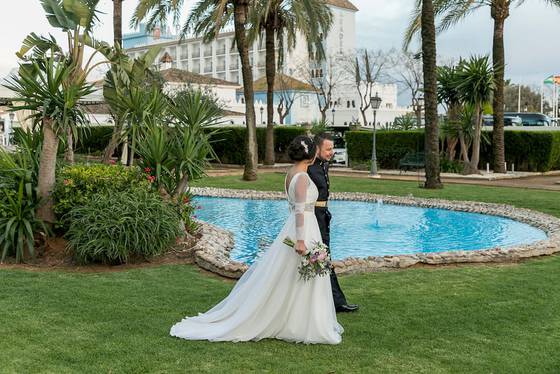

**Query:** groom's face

left=317, top=139, right=334, bottom=162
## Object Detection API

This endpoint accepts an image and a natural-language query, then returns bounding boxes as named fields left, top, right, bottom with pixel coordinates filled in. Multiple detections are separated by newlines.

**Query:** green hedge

left=480, top=131, right=560, bottom=172
left=346, top=130, right=560, bottom=172
left=210, top=126, right=306, bottom=164
left=74, top=125, right=306, bottom=163
left=345, top=130, right=425, bottom=169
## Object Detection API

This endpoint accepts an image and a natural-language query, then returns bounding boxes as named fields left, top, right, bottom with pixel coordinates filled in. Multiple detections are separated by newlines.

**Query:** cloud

left=1, top=0, right=559, bottom=88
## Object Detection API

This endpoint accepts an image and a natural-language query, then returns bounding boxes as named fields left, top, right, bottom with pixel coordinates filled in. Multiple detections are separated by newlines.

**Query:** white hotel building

left=127, top=0, right=410, bottom=127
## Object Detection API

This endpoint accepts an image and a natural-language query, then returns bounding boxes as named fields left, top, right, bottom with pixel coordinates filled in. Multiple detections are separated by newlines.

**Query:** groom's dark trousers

left=308, top=159, right=348, bottom=308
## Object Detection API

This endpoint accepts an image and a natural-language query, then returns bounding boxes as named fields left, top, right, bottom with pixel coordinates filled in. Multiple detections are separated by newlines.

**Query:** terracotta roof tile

left=160, top=68, right=239, bottom=87
left=240, top=74, right=315, bottom=92
left=326, top=0, right=358, bottom=11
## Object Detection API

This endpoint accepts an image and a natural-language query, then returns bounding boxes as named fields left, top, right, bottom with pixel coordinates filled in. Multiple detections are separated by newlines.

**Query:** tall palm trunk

left=491, top=1, right=508, bottom=174
left=264, top=18, right=276, bottom=166
left=102, top=0, right=124, bottom=164
left=421, top=0, right=443, bottom=189
left=234, top=0, right=258, bottom=181
left=113, top=0, right=123, bottom=47
left=64, top=128, right=74, bottom=164
left=37, top=118, right=59, bottom=224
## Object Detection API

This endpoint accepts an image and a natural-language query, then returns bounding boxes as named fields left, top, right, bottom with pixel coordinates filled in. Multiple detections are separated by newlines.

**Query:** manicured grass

left=192, top=172, right=560, bottom=218
left=1, top=174, right=559, bottom=373
left=2, top=260, right=560, bottom=373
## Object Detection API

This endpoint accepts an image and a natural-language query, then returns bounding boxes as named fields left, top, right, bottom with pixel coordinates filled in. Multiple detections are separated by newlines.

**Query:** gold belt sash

left=315, top=200, right=328, bottom=208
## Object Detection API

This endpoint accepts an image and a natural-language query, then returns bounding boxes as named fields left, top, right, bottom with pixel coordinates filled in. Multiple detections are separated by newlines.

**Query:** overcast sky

left=1, top=0, right=559, bottom=88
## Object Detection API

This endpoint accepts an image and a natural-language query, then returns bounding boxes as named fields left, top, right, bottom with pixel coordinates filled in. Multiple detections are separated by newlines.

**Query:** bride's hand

left=295, top=240, right=307, bottom=255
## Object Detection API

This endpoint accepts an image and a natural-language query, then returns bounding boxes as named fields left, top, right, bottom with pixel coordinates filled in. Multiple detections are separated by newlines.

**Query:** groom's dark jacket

left=307, top=158, right=331, bottom=247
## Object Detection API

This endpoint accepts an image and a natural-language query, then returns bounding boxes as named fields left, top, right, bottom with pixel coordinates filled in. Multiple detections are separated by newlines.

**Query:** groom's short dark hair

left=314, top=132, right=333, bottom=147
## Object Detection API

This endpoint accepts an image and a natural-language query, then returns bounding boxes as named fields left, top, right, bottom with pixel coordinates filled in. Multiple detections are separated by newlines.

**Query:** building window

left=352, top=100, right=356, bottom=108
left=301, top=95, right=310, bottom=108
left=386, top=103, right=393, bottom=109
left=180, top=46, right=188, bottom=60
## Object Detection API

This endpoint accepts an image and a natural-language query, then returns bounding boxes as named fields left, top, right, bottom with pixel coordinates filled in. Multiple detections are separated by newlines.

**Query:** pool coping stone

left=191, top=187, right=560, bottom=279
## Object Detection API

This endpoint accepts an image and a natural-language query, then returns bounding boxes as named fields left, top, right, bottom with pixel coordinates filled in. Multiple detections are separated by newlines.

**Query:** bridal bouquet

left=283, top=237, right=332, bottom=281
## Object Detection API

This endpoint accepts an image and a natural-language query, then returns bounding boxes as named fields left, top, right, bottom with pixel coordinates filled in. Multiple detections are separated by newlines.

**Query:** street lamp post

left=259, top=106, right=264, bottom=125
left=331, top=106, right=336, bottom=126
left=370, top=92, right=382, bottom=177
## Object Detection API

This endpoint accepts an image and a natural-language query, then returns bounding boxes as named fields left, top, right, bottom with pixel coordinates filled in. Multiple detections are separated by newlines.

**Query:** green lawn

left=1, top=174, right=559, bottom=373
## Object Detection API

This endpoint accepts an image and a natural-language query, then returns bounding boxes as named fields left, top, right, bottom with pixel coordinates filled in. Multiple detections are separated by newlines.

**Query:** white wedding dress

left=170, top=171, right=343, bottom=344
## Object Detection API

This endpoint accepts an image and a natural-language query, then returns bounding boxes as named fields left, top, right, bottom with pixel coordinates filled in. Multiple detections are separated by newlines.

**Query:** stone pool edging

left=191, top=187, right=560, bottom=278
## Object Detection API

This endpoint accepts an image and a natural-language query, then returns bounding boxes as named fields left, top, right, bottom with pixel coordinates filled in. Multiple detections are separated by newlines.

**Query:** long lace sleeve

left=293, top=174, right=309, bottom=241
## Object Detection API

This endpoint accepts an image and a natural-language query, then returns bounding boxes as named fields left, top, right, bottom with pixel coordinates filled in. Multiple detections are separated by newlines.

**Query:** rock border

left=191, top=187, right=560, bottom=278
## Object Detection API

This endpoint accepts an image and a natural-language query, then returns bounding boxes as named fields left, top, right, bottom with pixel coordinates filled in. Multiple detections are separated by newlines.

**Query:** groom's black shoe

left=336, top=304, right=359, bottom=313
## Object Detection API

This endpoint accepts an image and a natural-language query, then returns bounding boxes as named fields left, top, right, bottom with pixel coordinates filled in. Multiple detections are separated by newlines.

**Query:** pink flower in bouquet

left=318, top=251, right=327, bottom=261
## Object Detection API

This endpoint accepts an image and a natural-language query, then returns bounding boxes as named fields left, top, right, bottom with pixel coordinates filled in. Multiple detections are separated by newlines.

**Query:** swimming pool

left=193, top=196, right=548, bottom=265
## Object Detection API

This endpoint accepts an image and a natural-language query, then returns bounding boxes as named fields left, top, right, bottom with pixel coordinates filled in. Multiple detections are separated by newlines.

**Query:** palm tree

left=5, top=57, right=94, bottom=223
left=17, top=0, right=116, bottom=165
left=437, top=64, right=462, bottom=161
left=455, top=56, right=494, bottom=174
left=100, top=0, right=126, bottom=164
left=113, top=0, right=124, bottom=47
left=248, top=0, right=332, bottom=165
left=102, top=47, right=160, bottom=164
left=6, top=0, right=111, bottom=222
left=408, top=0, right=443, bottom=189
left=133, top=0, right=259, bottom=181
left=406, top=0, right=560, bottom=173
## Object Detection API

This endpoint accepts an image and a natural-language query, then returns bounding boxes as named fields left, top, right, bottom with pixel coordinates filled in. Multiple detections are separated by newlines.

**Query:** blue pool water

left=194, top=196, right=548, bottom=265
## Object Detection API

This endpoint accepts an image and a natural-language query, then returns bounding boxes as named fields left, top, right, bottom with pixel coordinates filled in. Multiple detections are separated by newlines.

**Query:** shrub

left=440, top=157, right=464, bottom=174
left=0, top=141, right=47, bottom=263
left=53, top=164, right=148, bottom=228
left=346, top=129, right=560, bottom=172
left=65, top=189, right=183, bottom=264
left=480, top=130, right=560, bottom=172
left=209, top=126, right=306, bottom=164
left=345, top=130, right=425, bottom=169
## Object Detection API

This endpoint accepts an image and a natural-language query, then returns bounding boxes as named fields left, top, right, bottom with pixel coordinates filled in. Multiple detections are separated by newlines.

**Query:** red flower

left=109, top=160, right=116, bottom=165
left=144, top=167, right=152, bottom=173
left=183, top=196, right=190, bottom=204
left=147, top=175, right=156, bottom=183
left=63, top=179, right=71, bottom=186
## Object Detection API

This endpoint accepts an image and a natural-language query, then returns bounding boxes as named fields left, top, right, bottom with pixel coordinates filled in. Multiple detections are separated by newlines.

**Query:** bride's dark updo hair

left=288, top=135, right=317, bottom=161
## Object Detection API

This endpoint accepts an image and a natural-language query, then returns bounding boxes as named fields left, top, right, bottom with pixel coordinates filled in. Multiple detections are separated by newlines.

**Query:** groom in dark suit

left=308, top=133, right=359, bottom=313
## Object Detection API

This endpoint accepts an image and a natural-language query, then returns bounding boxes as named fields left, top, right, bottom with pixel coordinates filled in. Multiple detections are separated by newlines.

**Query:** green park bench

left=399, top=152, right=425, bottom=173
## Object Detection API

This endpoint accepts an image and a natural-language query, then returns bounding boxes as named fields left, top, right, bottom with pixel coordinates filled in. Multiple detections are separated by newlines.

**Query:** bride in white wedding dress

left=170, top=136, right=343, bottom=345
